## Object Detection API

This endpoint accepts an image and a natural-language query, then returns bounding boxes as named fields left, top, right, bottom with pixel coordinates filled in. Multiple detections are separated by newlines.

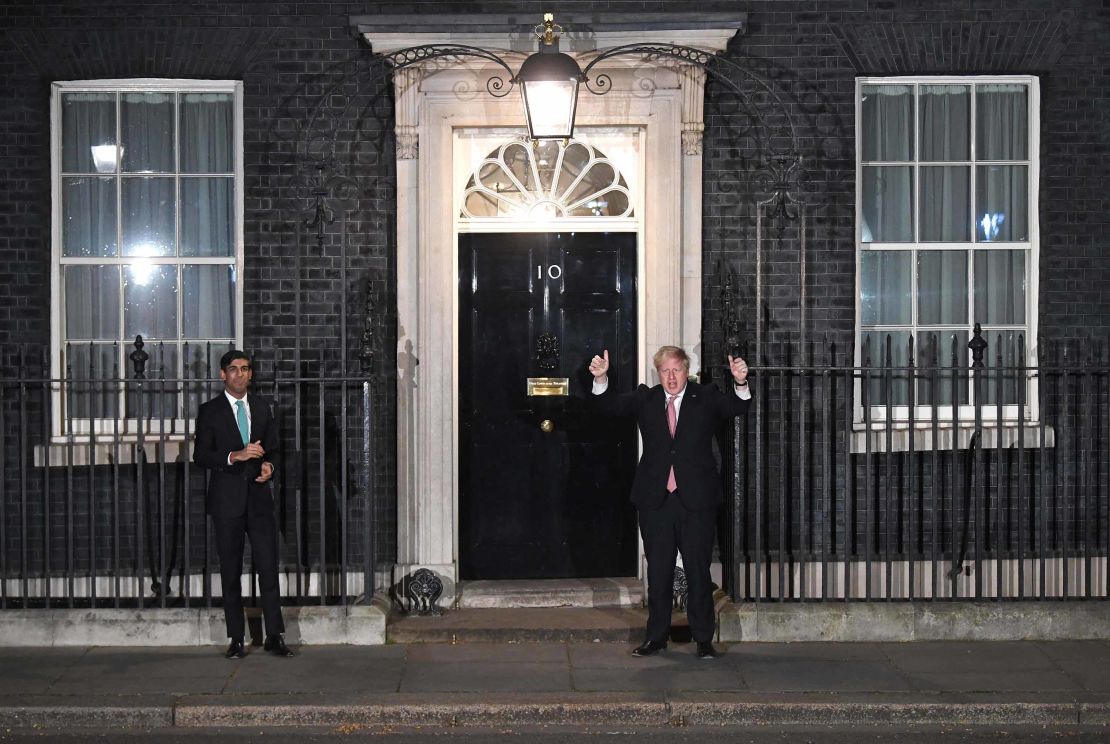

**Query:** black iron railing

left=725, top=326, right=1110, bottom=602
left=0, top=338, right=381, bottom=609
left=4, top=327, right=1107, bottom=608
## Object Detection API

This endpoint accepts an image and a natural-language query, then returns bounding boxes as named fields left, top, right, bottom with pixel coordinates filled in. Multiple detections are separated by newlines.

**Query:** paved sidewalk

left=3, top=640, right=1110, bottom=728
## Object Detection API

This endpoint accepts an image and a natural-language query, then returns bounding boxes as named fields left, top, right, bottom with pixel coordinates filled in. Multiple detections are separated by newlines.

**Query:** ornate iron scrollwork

left=535, top=332, right=559, bottom=371
left=968, top=322, right=987, bottom=369
left=754, top=154, right=805, bottom=222
left=720, top=266, right=743, bottom=359
left=384, top=44, right=516, bottom=98
left=130, top=335, right=149, bottom=379
left=403, top=568, right=444, bottom=616
left=672, top=565, right=689, bottom=611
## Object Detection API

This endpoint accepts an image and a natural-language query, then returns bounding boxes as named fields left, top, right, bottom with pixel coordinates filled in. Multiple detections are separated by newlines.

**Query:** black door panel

left=459, top=232, right=638, bottom=580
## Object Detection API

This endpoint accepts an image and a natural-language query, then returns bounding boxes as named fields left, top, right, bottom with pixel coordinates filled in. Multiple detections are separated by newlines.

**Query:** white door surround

left=355, top=14, right=747, bottom=602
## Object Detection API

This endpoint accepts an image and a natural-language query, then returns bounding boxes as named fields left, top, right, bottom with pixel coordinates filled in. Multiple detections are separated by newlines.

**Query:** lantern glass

left=521, top=79, right=578, bottom=140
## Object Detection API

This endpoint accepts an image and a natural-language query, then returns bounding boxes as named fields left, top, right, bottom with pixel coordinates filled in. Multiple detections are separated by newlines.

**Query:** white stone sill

left=35, top=436, right=192, bottom=467
left=850, top=422, right=1055, bottom=454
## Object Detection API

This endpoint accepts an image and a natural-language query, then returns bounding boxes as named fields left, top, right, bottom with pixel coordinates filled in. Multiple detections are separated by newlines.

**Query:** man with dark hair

left=589, top=345, right=750, bottom=659
left=194, top=350, right=293, bottom=659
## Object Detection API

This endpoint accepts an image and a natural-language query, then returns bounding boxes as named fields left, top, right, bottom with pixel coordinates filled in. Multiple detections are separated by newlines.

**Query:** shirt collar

left=224, top=390, right=248, bottom=408
left=665, top=384, right=688, bottom=402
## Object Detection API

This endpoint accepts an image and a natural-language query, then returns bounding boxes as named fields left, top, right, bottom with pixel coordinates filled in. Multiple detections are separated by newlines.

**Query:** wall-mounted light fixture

left=90, top=144, right=122, bottom=173
left=514, top=14, right=584, bottom=140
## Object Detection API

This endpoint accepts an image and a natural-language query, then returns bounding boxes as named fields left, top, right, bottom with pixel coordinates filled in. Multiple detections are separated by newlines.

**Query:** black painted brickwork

left=0, top=1, right=1107, bottom=585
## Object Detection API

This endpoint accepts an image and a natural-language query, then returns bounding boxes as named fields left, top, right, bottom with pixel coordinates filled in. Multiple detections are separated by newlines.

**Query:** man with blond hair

left=589, top=345, right=750, bottom=659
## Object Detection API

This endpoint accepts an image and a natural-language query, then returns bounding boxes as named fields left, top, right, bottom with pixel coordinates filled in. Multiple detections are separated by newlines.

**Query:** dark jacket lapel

left=673, top=382, right=699, bottom=441
left=247, top=396, right=267, bottom=443
left=650, top=385, right=669, bottom=440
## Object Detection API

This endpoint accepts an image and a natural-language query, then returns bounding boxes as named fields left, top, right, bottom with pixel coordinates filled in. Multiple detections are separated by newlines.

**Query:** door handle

left=539, top=419, right=555, bottom=433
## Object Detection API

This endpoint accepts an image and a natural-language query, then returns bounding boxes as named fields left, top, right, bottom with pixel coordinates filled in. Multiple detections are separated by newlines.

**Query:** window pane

left=918, top=251, right=968, bottom=326
left=556, top=142, right=591, bottom=197
left=124, top=263, right=178, bottom=339
left=534, top=139, right=560, bottom=193
left=919, top=166, right=970, bottom=242
left=861, top=331, right=912, bottom=406
left=974, top=250, right=1025, bottom=325
left=65, top=265, right=120, bottom=340
left=566, top=162, right=616, bottom=206
left=62, top=92, right=117, bottom=174
left=860, top=84, right=913, bottom=161
left=125, top=342, right=179, bottom=419
left=980, top=329, right=1025, bottom=405
left=860, top=250, right=911, bottom=325
left=861, top=166, right=913, bottom=242
left=916, top=331, right=970, bottom=405
left=180, top=93, right=233, bottom=173
left=63, top=343, right=119, bottom=419
left=976, top=165, right=1028, bottom=241
left=121, top=92, right=174, bottom=173
left=183, top=265, right=236, bottom=338
left=181, top=177, right=233, bottom=256
left=919, top=85, right=969, bottom=161
left=568, top=188, right=629, bottom=217
left=121, top=177, right=175, bottom=256
left=62, top=177, right=117, bottom=257
left=977, top=84, right=1028, bottom=161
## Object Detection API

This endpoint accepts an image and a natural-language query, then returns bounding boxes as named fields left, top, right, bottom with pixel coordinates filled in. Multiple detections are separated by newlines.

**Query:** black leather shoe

left=225, top=639, right=246, bottom=659
left=264, top=634, right=295, bottom=657
left=631, top=640, right=667, bottom=657
left=696, top=641, right=719, bottom=659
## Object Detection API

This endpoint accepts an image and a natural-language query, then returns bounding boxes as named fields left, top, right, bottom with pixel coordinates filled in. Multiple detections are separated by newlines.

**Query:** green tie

left=235, top=399, right=249, bottom=446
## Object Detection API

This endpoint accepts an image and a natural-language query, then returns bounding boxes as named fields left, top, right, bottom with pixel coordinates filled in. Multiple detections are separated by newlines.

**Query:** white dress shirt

left=224, top=391, right=251, bottom=465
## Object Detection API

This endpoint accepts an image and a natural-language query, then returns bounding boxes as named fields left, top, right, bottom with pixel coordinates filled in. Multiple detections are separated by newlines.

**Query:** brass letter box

left=527, top=377, right=569, bottom=396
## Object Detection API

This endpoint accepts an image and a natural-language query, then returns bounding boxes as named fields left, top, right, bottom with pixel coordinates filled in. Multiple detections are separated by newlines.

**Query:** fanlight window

left=461, top=137, right=633, bottom=220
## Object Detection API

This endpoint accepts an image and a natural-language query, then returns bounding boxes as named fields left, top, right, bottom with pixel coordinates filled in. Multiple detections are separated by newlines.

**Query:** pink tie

left=666, top=395, right=677, bottom=492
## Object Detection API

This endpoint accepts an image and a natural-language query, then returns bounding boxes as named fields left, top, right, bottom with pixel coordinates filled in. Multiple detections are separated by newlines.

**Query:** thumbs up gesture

left=588, top=349, right=610, bottom=381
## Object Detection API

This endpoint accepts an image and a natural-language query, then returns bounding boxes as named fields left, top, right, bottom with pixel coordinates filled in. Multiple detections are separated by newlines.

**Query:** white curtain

left=180, top=93, right=233, bottom=173
left=121, top=92, right=173, bottom=172
left=975, top=250, right=1025, bottom=324
left=861, top=85, right=913, bottom=242
left=184, top=265, right=235, bottom=340
left=860, top=250, right=911, bottom=325
left=918, top=251, right=967, bottom=325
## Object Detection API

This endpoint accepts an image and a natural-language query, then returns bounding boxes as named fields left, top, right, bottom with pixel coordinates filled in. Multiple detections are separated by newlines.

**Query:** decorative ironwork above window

left=460, top=136, right=633, bottom=220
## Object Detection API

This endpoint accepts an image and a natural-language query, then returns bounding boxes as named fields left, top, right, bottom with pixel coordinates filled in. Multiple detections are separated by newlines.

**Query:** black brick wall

left=0, top=0, right=1107, bottom=591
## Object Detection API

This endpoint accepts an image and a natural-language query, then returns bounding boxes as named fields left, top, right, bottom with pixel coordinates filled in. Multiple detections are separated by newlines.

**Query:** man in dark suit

left=590, top=345, right=750, bottom=659
left=193, top=350, right=293, bottom=659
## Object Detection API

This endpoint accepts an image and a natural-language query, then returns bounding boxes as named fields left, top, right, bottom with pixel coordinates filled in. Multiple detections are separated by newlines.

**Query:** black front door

left=459, top=232, right=638, bottom=580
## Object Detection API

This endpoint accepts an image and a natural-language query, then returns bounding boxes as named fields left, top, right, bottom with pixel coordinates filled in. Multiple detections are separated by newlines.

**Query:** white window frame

left=49, top=78, right=244, bottom=441
left=853, top=75, right=1041, bottom=433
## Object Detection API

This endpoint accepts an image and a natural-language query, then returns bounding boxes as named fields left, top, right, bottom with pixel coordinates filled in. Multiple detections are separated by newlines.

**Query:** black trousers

left=638, top=491, right=717, bottom=644
left=213, top=505, right=285, bottom=641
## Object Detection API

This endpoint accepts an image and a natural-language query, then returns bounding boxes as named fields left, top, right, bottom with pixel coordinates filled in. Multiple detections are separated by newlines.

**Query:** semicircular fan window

left=461, top=137, right=633, bottom=220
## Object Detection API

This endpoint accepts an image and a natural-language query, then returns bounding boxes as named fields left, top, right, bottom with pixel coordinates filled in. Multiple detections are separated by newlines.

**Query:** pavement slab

left=1, top=641, right=1109, bottom=729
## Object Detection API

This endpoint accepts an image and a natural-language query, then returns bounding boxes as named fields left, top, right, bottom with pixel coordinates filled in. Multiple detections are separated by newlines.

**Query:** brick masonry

left=0, top=0, right=1107, bottom=588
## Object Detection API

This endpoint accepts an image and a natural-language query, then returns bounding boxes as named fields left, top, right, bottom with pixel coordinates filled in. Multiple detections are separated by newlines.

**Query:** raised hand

left=728, top=354, right=749, bottom=385
left=589, top=349, right=610, bottom=380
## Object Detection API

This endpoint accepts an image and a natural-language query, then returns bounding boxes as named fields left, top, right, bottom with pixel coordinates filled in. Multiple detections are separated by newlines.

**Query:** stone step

left=387, top=607, right=691, bottom=644
left=456, top=578, right=644, bottom=609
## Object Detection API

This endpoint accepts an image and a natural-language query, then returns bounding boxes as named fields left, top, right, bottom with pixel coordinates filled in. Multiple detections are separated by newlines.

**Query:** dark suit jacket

left=193, top=393, right=279, bottom=520
left=595, top=380, right=750, bottom=511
